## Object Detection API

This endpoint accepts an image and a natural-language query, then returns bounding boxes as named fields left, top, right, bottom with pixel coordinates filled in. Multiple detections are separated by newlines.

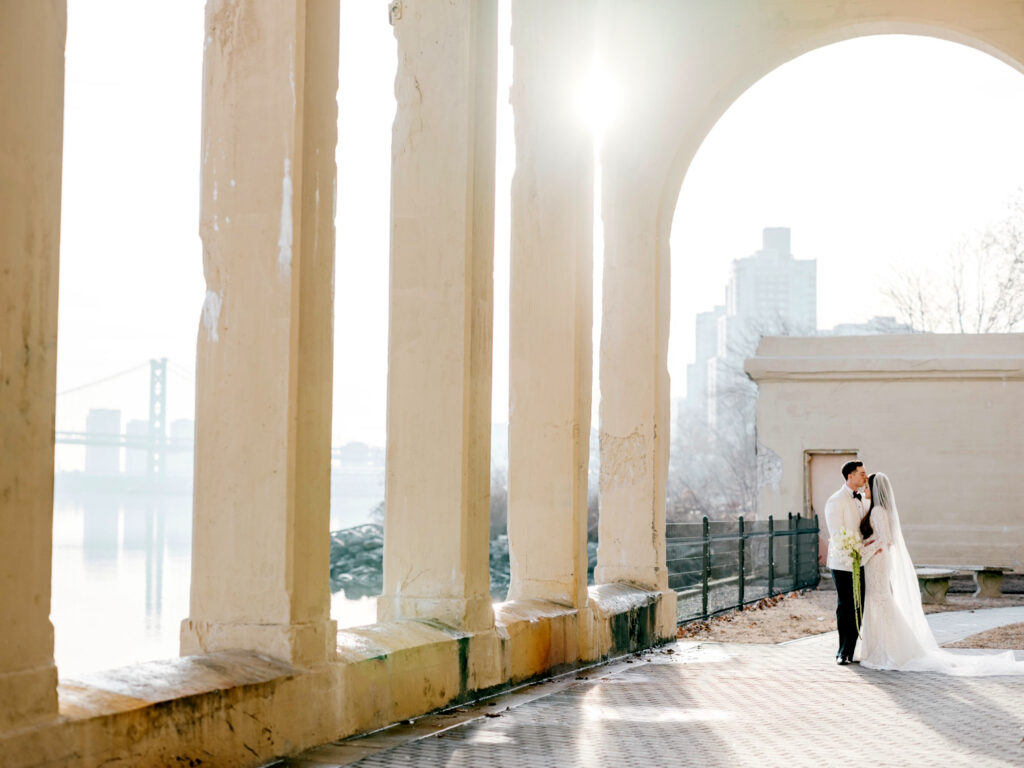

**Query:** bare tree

left=884, top=192, right=1024, bottom=333
left=883, top=268, right=947, bottom=334
left=669, top=312, right=803, bottom=521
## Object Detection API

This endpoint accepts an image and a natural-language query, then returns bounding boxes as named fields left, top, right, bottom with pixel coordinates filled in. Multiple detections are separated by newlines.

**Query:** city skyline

left=56, top=2, right=1024, bottom=450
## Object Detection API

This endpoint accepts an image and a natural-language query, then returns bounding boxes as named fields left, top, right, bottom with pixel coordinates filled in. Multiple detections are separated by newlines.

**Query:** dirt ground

left=676, top=588, right=1024, bottom=649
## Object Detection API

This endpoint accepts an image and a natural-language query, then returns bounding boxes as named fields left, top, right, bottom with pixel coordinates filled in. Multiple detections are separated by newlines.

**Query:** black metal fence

left=668, top=514, right=820, bottom=625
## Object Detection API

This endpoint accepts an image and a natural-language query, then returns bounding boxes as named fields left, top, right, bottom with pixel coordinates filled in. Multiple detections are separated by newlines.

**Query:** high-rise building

left=725, top=226, right=816, bottom=337
left=685, top=228, right=817, bottom=427
left=685, top=304, right=725, bottom=410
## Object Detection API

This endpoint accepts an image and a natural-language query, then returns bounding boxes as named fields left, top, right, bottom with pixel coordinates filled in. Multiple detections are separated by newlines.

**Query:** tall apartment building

left=725, top=227, right=816, bottom=339
left=684, top=304, right=726, bottom=411
left=685, top=228, right=817, bottom=428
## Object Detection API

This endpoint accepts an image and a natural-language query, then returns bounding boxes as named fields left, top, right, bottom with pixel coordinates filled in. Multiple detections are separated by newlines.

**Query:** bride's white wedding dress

left=855, top=473, right=1023, bottom=676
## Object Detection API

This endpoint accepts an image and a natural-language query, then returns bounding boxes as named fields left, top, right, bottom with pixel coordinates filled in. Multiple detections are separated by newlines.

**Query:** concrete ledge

left=180, top=618, right=339, bottom=667
left=0, top=585, right=674, bottom=767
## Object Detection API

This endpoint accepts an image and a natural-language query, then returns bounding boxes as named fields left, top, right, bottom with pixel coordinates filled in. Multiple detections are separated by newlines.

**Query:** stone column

left=379, top=0, right=498, bottom=632
left=594, top=178, right=672, bottom=597
left=506, top=0, right=594, bottom=609
left=181, top=0, right=339, bottom=667
left=0, top=0, right=65, bottom=730
left=594, top=168, right=677, bottom=635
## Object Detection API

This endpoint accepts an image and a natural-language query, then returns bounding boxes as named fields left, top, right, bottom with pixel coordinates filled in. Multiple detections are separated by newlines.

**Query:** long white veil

left=872, top=472, right=1023, bottom=675
left=871, top=473, right=939, bottom=654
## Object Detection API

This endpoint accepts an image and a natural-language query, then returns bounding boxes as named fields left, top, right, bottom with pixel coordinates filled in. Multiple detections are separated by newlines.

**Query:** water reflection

left=52, top=493, right=192, bottom=677
left=52, top=490, right=379, bottom=678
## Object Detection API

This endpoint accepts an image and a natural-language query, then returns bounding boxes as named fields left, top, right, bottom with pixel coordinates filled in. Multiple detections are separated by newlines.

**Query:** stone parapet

left=0, top=586, right=674, bottom=768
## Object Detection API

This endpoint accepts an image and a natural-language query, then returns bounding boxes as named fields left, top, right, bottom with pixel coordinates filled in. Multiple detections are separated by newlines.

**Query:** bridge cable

left=57, top=362, right=151, bottom=397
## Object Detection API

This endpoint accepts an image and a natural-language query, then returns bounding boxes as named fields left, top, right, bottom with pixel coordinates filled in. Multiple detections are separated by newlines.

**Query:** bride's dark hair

left=859, top=473, right=877, bottom=539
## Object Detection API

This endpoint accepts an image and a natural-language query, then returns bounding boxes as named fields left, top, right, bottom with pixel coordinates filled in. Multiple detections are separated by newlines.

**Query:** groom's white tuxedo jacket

left=824, top=484, right=866, bottom=571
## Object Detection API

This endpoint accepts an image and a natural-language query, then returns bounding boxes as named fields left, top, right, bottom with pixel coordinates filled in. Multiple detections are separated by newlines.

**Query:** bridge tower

left=148, top=358, right=167, bottom=478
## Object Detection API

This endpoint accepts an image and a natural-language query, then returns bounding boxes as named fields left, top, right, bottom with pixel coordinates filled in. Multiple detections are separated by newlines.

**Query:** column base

left=376, top=594, right=494, bottom=632
left=594, top=563, right=670, bottom=593
left=593, top=565, right=676, bottom=641
left=180, top=618, right=338, bottom=668
left=507, top=578, right=587, bottom=609
left=0, top=664, right=58, bottom=731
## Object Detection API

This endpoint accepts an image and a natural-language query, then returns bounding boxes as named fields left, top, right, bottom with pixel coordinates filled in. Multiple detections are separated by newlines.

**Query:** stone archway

left=593, top=1, right=1024, bottom=596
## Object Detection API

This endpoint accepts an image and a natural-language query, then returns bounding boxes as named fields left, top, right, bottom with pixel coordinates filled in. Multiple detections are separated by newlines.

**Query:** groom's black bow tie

left=852, top=491, right=862, bottom=500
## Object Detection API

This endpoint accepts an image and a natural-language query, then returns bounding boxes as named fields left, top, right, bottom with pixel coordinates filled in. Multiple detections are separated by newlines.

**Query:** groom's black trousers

left=831, top=567, right=865, bottom=660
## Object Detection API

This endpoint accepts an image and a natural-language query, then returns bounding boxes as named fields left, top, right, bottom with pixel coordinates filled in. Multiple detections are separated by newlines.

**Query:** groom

left=824, top=460, right=868, bottom=665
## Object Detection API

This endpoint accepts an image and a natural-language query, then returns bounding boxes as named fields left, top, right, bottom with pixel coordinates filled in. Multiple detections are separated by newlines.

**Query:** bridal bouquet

left=834, top=528, right=863, bottom=635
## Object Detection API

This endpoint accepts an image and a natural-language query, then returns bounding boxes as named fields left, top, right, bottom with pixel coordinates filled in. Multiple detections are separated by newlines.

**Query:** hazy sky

left=55, top=1, right=1024, bottom=461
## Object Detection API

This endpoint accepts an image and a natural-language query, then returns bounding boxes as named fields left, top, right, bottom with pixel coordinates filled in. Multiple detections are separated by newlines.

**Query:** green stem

left=852, top=551, right=862, bottom=636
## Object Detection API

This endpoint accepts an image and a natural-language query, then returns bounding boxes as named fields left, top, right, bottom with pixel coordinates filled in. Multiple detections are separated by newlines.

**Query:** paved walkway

left=274, top=608, right=1024, bottom=768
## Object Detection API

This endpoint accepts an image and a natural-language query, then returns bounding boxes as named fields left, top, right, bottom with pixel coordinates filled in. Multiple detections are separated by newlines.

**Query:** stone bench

left=915, top=567, right=956, bottom=604
left=919, top=564, right=1014, bottom=599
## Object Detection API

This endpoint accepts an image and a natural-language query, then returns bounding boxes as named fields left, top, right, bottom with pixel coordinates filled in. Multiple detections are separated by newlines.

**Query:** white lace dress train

left=855, top=503, right=1023, bottom=676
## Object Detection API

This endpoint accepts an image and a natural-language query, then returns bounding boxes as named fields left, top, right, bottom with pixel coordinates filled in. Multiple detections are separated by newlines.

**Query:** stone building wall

left=747, top=334, right=1024, bottom=569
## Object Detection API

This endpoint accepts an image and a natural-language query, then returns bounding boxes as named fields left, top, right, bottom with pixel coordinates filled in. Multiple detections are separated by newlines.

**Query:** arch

left=657, top=13, right=1024, bottom=248
left=591, top=1, right=1024, bottom=619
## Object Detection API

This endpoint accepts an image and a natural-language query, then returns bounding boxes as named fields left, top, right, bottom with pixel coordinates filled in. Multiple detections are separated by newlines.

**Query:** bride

left=855, top=472, right=1023, bottom=675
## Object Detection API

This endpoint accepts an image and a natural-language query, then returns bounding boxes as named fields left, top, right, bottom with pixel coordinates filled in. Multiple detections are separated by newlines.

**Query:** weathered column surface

left=0, top=0, right=66, bottom=731
left=181, top=0, right=339, bottom=667
left=590, top=1, right=672, bottom=615
left=506, top=0, right=593, bottom=609
left=595, top=177, right=671, bottom=597
left=380, top=0, right=498, bottom=632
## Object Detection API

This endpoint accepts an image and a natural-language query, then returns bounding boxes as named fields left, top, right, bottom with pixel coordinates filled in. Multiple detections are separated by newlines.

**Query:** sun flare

left=575, top=65, right=620, bottom=139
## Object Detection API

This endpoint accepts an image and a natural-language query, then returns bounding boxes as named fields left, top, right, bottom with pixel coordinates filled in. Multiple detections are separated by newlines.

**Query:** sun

left=575, top=64, right=620, bottom=141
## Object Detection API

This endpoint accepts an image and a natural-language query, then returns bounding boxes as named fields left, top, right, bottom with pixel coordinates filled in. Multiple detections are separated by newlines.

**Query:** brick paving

left=274, top=608, right=1024, bottom=768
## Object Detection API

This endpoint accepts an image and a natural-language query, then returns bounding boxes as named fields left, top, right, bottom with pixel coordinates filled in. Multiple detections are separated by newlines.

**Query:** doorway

left=805, top=450, right=858, bottom=565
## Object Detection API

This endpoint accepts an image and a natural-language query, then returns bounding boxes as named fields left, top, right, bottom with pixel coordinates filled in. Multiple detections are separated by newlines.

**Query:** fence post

left=789, top=512, right=797, bottom=591
left=792, top=513, right=801, bottom=590
left=813, top=514, right=821, bottom=588
left=701, top=516, right=710, bottom=620
left=768, top=515, right=775, bottom=597
left=737, top=515, right=745, bottom=608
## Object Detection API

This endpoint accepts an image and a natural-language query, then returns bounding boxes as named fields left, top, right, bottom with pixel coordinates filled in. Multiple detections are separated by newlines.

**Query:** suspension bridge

left=56, top=358, right=190, bottom=479
left=55, top=360, right=376, bottom=481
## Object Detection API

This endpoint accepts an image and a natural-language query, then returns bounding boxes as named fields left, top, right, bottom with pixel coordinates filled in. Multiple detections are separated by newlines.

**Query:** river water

left=51, top=493, right=378, bottom=678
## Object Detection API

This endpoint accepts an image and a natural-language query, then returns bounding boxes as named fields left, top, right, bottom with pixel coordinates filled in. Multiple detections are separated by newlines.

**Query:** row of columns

left=0, top=0, right=672, bottom=730
left=379, top=0, right=669, bottom=632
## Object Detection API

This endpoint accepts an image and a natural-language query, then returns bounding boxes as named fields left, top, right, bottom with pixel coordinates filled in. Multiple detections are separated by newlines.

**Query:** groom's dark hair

left=841, top=460, right=863, bottom=479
